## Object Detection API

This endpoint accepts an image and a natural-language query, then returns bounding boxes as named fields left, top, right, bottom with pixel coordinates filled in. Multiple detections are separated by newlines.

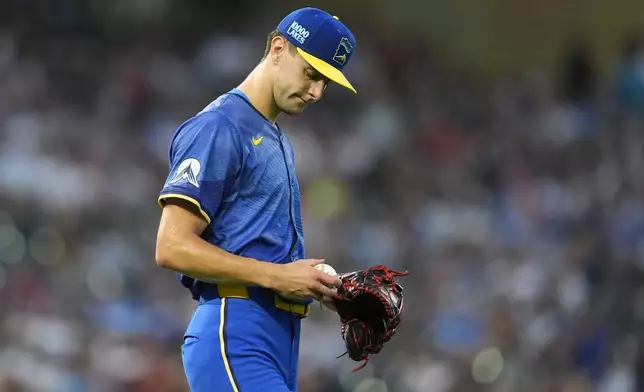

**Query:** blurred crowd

left=3, top=2, right=644, bottom=392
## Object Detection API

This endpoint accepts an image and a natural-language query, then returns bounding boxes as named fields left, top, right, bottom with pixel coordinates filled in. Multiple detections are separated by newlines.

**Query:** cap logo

left=287, top=21, right=310, bottom=45
left=332, top=37, right=353, bottom=66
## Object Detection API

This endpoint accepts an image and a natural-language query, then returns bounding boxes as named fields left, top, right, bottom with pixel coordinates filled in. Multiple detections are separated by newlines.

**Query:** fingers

left=313, top=283, right=338, bottom=299
left=315, top=270, right=342, bottom=288
left=329, top=275, right=343, bottom=288
left=304, top=259, right=342, bottom=286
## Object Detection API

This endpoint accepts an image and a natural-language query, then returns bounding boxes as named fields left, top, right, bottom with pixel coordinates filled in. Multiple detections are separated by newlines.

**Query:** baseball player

left=154, top=7, right=357, bottom=392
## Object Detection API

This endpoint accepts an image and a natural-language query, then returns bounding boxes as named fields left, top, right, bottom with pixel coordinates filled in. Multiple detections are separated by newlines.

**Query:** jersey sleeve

left=158, top=112, right=241, bottom=224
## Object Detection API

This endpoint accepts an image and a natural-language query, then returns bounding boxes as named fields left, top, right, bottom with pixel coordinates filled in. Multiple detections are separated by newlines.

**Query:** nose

left=308, top=80, right=327, bottom=102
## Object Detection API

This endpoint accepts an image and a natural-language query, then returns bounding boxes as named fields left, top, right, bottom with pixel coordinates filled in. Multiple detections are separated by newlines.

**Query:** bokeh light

left=28, top=226, right=66, bottom=266
left=0, top=224, right=26, bottom=264
left=304, top=177, right=348, bottom=220
left=354, top=377, right=388, bottom=392
left=86, top=262, right=125, bottom=301
left=471, top=347, right=504, bottom=384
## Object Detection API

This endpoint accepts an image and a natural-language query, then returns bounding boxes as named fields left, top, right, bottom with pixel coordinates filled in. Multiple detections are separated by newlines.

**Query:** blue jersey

left=158, top=89, right=306, bottom=297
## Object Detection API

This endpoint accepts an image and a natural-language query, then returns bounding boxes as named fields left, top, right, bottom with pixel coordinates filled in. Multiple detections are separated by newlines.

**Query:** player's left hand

left=332, top=265, right=409, bottom=371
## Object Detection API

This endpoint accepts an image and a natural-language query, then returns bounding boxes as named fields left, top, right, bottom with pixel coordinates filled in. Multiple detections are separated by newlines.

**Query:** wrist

left=253, top=260, right=278, bottom=289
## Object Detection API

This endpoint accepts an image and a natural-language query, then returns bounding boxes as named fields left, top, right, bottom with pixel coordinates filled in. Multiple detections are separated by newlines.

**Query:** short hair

left=262, top=29, right=297, bottom=60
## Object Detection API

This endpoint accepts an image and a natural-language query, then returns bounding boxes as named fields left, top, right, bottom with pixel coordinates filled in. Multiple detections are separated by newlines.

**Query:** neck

left=237, top=62, right=281, bottom=123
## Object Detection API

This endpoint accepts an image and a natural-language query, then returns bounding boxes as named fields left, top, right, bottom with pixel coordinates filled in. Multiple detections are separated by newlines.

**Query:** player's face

left=274, top=47, right=329, bottom=115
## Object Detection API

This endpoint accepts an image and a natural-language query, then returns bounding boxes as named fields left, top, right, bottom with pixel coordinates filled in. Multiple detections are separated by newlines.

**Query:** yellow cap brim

left=297, top=47, right=356, bottom=94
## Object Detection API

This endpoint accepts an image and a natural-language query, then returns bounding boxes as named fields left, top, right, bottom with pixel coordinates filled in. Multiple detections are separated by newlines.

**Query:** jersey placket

left=278, top=133, right=300, bottom=262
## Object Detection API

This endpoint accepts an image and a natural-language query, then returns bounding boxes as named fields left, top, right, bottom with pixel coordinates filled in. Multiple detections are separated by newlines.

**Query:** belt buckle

left=289, top=303, right=309, bottom=318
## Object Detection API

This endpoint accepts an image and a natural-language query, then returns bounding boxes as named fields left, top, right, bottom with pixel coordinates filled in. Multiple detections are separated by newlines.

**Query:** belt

left=200, top=283, right=310, bottom=318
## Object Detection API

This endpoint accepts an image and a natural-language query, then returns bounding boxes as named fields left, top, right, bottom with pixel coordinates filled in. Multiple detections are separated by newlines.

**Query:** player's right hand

left=268, top=259, right=342, bottom=302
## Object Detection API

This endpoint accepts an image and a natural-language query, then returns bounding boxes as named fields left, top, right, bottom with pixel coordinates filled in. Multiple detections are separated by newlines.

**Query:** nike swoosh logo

left=252, top=136, right=264, bottom=146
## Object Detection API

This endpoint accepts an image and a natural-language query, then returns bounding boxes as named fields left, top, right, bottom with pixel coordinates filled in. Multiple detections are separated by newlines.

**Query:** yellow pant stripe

left=219, top=298, right=240, bottom=392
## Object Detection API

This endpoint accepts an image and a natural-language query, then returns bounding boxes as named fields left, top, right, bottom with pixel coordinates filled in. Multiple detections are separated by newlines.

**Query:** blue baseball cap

left=277, top=7, right=357, bottom=94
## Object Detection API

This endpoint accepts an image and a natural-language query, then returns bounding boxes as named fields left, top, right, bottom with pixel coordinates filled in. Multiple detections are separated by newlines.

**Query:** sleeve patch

left=167, top=158, right=201, bottom=188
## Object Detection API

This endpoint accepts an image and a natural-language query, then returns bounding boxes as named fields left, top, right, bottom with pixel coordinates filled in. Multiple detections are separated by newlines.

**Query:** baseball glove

left=332, top=265, right=409, bottom=371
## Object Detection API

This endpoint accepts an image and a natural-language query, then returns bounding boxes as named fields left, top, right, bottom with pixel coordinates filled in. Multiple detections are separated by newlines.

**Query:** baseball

left=314, top=263, right=338, bottom=277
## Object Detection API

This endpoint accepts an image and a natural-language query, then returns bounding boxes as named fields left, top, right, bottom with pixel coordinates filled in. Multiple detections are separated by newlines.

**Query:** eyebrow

left=306, top=66, right=329, bottom=82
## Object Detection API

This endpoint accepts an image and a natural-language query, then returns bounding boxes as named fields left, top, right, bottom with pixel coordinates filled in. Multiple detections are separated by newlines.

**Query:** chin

left=279, top=104, right=307, bottom=116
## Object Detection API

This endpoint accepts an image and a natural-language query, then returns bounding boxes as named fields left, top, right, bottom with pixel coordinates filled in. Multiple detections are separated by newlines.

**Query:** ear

left=270, top=35, right=289, bottom=64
